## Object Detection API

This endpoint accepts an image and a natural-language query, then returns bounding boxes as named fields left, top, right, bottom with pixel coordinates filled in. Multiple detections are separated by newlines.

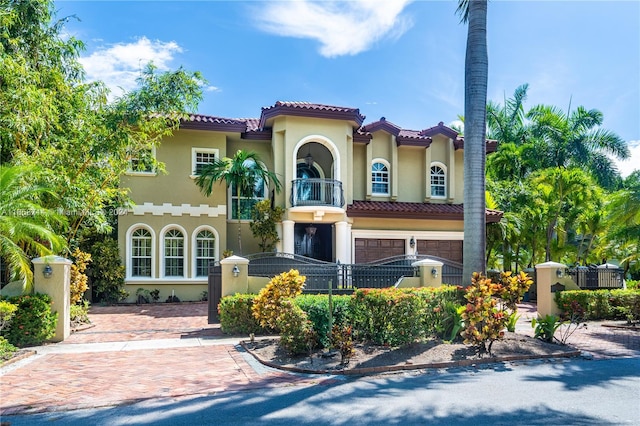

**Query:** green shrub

left=556, top=289, right=640, bottom=321
left=410, top=286, right=466, bottom=336
left=276, top=300, right=316, bottom=355
left=350, top=288, right=427, bottom=346
left=294, top=294, right=351, bottom=348
left=626, top=280, right=638, bottom=290
left=218, top=294, right=267, bottom=335
left=3, top=293, right=57, bottom=347
left=0, top=336, right=18, bottom=362
left=252, top=269, right=305, bottom=330
left=70, top=300, right=90, bottom=326
left=87, top=238, right=127, bottom=304
left=0, top=300, right=18, bottom=332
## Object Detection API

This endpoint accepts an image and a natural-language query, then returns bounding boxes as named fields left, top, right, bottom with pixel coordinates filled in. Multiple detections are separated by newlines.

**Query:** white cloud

left=253, top=0, right=414, bottom=57
left=79, top=37, right=183, bottom=98
left=615, top=140, right=640, bottom=178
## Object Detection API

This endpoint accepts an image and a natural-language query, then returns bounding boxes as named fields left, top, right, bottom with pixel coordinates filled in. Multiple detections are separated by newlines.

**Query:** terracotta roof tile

left=347, top=200, right=503, bottom=223
left=259, top=101, right=366, bottom=129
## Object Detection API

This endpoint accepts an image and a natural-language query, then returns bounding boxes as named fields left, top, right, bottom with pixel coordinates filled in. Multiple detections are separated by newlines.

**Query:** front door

left=294, top=223, right=332, bottom=262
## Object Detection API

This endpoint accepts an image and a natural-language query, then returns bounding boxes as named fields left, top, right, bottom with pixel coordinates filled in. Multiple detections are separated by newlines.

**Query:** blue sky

left=57, top=0, right=639, bottom=177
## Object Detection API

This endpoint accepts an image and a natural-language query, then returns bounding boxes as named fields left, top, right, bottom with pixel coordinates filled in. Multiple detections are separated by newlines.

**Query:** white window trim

left=126, top=146, right=157, bottom=176
left=190, top=147, right=219, bottom=179
left=430, top=162, right=447, bottom=200
left=160, top=224, right=188, bottom=278
left=126, top=224, right=156, bottom=279
left=191, top=226, right=220, bottom=278
left=371, top=158, right=390, bottom=196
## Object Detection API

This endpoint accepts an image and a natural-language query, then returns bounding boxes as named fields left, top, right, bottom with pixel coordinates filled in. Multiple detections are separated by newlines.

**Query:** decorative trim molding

left=131, top=203, right=226, bottom=217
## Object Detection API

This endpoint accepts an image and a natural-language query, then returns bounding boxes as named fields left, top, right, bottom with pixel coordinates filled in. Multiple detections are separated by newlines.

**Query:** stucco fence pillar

left=219, top=255, right=250, bottom=297
left=395, top=258, right=443, bottom=288
left=535, top=261, right=580, bottom=318
left=32, top=256, right=72, bottom=342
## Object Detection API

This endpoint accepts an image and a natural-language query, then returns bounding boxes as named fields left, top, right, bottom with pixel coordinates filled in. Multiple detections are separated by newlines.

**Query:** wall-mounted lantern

left=409, top=237, right=415, bottom=249
left=556, top=268, right=564, bottom=278
left=232, top=264, right=240, bottom=277
left=431, top=267, right=438, bottom=278
left=43, top=264, right=53, bottom=279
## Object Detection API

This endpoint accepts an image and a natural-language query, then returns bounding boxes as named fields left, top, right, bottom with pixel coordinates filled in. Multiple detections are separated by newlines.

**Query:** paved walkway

left=1, top=302, right=638, bottom=417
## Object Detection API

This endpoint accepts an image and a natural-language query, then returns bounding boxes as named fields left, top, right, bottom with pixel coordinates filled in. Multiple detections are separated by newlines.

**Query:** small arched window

left=430, top=163, right=447, bottom=198
left=372, top=160, right=390, bottom=195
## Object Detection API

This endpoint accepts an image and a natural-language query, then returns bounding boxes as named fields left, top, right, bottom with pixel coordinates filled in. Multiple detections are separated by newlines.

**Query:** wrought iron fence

left=290, top=178, right=344, bottom=208
left=567, top=266, right=624, bottom=289
left=246, top=253, right=424, bottom=293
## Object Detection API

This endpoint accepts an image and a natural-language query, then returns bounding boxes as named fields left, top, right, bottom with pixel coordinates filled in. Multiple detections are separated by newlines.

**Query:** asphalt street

left=3, top=357, right=638, bottom=426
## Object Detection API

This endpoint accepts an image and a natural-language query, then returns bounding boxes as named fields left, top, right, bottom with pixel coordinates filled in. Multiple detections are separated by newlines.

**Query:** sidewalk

left=1, top=302, right=638, bottom=416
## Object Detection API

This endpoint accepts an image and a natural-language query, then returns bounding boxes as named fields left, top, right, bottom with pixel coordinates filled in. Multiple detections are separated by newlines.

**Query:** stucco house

left=117, top=101, right=501, bottom=302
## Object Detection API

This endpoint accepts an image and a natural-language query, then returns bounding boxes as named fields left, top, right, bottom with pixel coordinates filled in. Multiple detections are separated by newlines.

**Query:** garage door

left=355, top=238, right=405, bottom=263
left=417, top=240, right=463, bottom=263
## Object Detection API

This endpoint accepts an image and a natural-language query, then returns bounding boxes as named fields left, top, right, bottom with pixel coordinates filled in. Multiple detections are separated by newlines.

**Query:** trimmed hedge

left=218, top=285, right=466, bottom=347
left=295, top=294, right=352, bottom=348
left=218, top=294, right=268, bottom=335
left=2, top=293, right=57, bottom=347
left=555, top=289, right=640, bottom=321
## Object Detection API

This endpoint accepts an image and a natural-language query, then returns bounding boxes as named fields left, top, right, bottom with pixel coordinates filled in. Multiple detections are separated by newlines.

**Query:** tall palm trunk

left=462, top=0, right=488, bottom=284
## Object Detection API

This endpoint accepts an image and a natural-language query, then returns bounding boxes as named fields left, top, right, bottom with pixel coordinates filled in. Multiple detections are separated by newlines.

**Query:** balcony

left=291, top=178, right=344, bottom=208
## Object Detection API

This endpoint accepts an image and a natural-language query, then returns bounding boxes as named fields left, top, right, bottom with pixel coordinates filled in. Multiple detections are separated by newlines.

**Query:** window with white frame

left=164, top=229, right=185, bottom=277
left=131, top=228, right=152, bottom=277
left=430, top=163, right=447, bottom=198
left=230, top=159, right=267, bottom=220
left=191, top=148, right=218, bottom=176
left=372, top=160, right=390, bottom=195
left=128, top=147, right=156, bottom=174
left=195, top=229, right=215, bottom=277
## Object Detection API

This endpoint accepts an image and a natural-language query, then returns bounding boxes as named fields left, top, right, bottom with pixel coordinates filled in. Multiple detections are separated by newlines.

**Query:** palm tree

left=0, top=165, right=66, bottom=291
left=527, top=104, right=629, bottom=190
left=458, top=0, right=488, bottom=284
left=195, top=150, right=281, bottom=255
left=530, top=167, right=597, bottom=262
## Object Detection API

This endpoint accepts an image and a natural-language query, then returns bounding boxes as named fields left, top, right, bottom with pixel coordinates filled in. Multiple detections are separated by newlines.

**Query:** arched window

left=163, top=228, right=185, bottom=277
left=430, top=163, right=447, bottom=198
left=131, top=228, right=153, bottom=277
left=195, top=229, right=216, bottom=277
left=372, top=160, right=390, bottom=195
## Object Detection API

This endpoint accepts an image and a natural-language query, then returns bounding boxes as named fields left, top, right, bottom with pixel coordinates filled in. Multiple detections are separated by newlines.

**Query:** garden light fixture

left=232, top=264, right=240, bottom=277
left=43, top=264, right=53, bottom=279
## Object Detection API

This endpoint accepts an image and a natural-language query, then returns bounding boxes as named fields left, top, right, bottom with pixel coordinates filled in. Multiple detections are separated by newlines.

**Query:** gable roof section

left=259, top=101, right=366, bottom=130
left=347, top=200, right=503, bottom=223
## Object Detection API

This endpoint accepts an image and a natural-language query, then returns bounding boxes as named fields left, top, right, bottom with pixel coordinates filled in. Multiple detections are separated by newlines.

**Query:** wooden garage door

left=355, top=238, right=405, bottom=263
left=417, top=240, right=463, bottom=263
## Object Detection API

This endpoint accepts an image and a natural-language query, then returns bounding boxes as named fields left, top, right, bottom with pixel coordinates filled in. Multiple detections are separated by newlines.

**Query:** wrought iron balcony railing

left=290, top=178, right=345, bottom=208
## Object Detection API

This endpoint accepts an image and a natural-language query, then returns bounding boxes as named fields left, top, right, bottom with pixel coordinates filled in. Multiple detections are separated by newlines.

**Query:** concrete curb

left=240, top=341, right=582, bottom=376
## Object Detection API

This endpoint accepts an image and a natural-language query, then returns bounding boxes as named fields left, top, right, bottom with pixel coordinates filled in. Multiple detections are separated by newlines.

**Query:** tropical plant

left=527, top=104, right=629, bottom=190
left=69, top=248, right=91, bottom=305
left=0, top=165, right=66, bottom=291
left=531, top=314, right=562, bottom=343
left=195, top=150, right=281, bottom=254
left=530, top=167, right=599, bottom=261
left=86, top=238, right=127, bottom=303
left=250, top=199, right=284, bottom=252
left=2, top=0, right=204, bottom=246
left=457, top=0, right=489, bottom=284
